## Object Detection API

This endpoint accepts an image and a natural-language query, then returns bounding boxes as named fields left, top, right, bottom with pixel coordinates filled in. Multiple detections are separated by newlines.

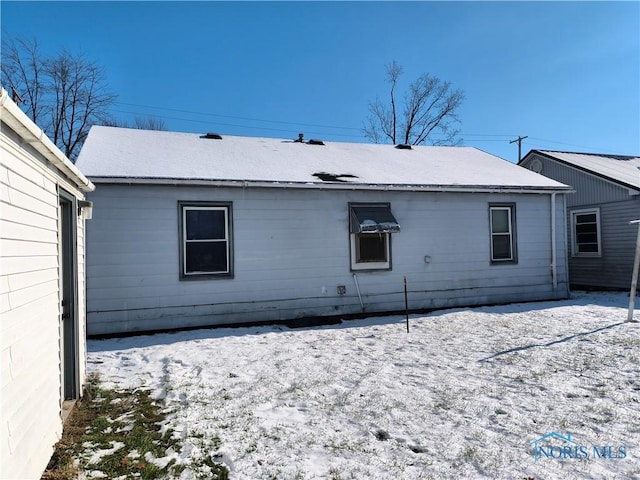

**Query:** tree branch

left=363, top=62, right=464, bottom=146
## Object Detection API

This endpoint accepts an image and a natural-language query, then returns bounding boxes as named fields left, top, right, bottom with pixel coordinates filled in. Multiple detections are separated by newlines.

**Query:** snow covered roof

left=76, top=126, right=570, bottom=192
left=526, top=150, right=640, bottom=191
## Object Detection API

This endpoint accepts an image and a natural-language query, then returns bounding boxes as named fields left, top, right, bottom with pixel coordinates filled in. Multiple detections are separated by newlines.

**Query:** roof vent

left=395, top=144, right=412, bottom=150
left=295, top=133, right=305, bottom=143
left=307, top=139, right=325, bottom=146
left=202, top=133, right=223, bottom=140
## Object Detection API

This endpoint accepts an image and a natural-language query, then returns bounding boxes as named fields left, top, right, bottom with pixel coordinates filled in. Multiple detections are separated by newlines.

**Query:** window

left=571, top=208, right=601, bottom=256
left=349, top=203, right=400, bottom=270
left=179, top=202, right=233, bottom=278
left=489, top=204, right=517, bottom=263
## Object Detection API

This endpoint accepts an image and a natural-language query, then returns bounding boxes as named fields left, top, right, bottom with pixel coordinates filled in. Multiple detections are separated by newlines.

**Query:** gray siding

left=521, top=153, right=637, bottom=206
left=86, top=184, right=568, bottom=335
left=521, top=152, right=640, bottom=289
left=568, top=198, right=640, bottom=289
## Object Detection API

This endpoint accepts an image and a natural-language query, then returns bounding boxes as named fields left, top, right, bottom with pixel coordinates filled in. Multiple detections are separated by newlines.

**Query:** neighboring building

left=519, top=150, right=640, bottom=290
left=1, top=89, right=95, bottom=479
left=76, top=126, right=571, bottom=336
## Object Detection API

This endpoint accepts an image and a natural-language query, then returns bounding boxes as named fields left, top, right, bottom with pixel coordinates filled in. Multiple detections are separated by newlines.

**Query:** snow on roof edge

left=86, top=175, right=572, bottom=193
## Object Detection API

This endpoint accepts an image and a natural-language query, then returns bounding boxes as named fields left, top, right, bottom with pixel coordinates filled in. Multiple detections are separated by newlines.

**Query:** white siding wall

left=1, top=126, right=88, bottom=479
left=86, top=184, right=568, bottom=335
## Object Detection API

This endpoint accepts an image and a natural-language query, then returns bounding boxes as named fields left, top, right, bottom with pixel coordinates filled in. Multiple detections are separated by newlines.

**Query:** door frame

left=59, top=188, right=79, bottom=400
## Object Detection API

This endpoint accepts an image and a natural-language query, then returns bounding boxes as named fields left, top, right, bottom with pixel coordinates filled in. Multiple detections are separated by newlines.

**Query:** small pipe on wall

left=353, top=273, right=365, bottom=312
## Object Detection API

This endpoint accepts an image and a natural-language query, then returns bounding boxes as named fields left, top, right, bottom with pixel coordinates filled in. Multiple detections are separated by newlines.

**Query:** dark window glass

left=578, top=243, right=599, bottom=253
left=492, top=235, right=512, bottom=260
left=577, top=213, right=597, bottom=223
left=186, top=210, right=226, bottom=240
left=574, top=211, right=599, bottom=254
left=357, top=234, right=387, bottom=262
left=575, top=223, right=597, bottom=235
left=577, top=232, right=597, bottom=244
left=185, top=242, right=227, bottom=273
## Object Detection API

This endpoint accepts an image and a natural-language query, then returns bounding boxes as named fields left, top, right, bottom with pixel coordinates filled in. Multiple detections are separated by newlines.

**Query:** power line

left=115, top=102, right=362, bottom=131
left=115, top=101, right=602, bottom=151
left=110, top=109, right=365, bottom=138
left=115, top=101, right=519, bottom=140
left=526, top=136, right=615, bottom=152
left=462, top=133, right=516, bottom=138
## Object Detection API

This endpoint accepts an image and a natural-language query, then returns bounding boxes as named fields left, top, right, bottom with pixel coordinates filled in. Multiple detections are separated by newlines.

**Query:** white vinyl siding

left=571, top=208, right=601, bottom=257
left=86, top=187, right=568, bottom=335
left=1, top=122, right=89, bottom=480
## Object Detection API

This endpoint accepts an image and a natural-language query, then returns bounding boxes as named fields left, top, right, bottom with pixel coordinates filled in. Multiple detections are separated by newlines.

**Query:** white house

left=519, top=150, right=640, bottom=290
left=1, top=89, right=95, bottom=479
left=76, top=126, right=572, bottom=336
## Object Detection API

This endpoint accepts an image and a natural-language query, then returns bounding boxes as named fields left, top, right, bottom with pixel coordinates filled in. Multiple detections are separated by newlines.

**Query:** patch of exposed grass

left=42, top=374, right=228, bottom=480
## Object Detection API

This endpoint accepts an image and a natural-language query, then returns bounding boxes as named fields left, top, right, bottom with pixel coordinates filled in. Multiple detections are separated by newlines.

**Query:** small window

left=571, top=208, right=601, bottom=256
left=489, top=204, right=517, bottom=263
left=179, top=202, right=233, bottom=278
left=349, top=203, right=399, bottom=271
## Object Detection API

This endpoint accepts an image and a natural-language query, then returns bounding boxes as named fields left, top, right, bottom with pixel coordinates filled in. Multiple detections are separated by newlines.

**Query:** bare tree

left=133, top=116, right=166, bottom=130
left=1, top=38, right=46, bottom=125
left=364, top=61, right=464, bottom=146
left=1, top=37, right=116, bottom=160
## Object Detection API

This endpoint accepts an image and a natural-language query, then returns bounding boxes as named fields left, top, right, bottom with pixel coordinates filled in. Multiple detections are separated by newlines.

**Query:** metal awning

left=349, top=205, right=400, bottom=234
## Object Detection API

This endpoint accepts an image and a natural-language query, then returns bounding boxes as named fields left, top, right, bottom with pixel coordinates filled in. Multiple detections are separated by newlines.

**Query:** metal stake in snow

left=404, top=276, right=410, bottom=333
left=628, top=220, right=640, bottom=322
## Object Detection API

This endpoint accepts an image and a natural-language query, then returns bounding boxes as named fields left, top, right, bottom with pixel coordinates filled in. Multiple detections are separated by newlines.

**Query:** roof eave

left=524, top=150, right=640, bottom=193
left=86, top=176, right=573, bottom=194
left=0, top=88, right=95, bottom=193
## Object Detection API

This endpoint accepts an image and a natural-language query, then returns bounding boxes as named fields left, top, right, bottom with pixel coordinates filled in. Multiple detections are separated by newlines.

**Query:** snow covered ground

left=88, top=291, right=640, bottom=479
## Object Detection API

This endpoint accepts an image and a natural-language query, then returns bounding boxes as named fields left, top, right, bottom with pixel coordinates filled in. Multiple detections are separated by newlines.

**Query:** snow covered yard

left=88, top=292, right=640, bottom=479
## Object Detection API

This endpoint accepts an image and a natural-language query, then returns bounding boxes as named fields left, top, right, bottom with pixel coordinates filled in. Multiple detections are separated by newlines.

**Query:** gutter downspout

left=352, top=273, right=365, bottom=312
left=628, top=220, right=640, bottom=322
left=551, top=193, right=557, bottom=290
left=563, top=194, right=570, bottom=295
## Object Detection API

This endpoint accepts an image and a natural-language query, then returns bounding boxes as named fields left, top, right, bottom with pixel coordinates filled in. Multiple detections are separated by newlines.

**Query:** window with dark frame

left=489, top=204, right=517, bottom=263
left=349, top=203, right=399, bottom=271
left=179, top=202, right=232, bottom=278
left=571, top=208, right=601, bottom=256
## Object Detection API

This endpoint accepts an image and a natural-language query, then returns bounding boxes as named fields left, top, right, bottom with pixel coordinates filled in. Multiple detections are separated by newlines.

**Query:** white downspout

left=563, top=194, right=570, bottom=294
left=628, top=220, right=640, bottom=322
left=551, top=193, right=557, bottom=290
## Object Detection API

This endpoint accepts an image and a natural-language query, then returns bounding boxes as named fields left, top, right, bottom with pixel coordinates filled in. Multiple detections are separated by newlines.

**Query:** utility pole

left=510, top=135, right=528, bottom=162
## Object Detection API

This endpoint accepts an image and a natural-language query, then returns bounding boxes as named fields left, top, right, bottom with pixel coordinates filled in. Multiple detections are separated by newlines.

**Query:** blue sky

left=2, top=1, right=638, bottom=162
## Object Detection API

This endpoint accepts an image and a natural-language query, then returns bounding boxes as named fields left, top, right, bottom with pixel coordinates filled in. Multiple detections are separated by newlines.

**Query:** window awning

left=350, top=205, right=400, bottom=234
